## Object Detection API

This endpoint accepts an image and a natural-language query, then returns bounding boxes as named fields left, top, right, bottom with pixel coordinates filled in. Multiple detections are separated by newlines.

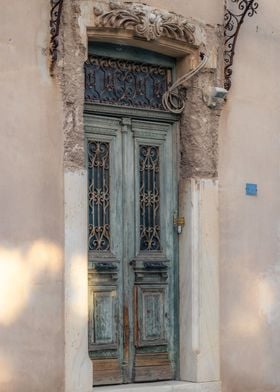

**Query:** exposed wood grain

left=134, top=364, right=173, bottom=382
left=134, top=286, right=139, bottom=346
left=87, top=111, right=177, bottom=386
left=92, top=359, right=122, bottom=386
left=135, top=352, right=170, bottom=367
left=123, top=303, right=129, bottom=381
left=93, top=359, right=120, bottom=371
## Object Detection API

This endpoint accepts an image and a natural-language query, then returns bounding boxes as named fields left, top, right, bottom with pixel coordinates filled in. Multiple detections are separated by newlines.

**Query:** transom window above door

left=84, top=42, right=175, bottom=111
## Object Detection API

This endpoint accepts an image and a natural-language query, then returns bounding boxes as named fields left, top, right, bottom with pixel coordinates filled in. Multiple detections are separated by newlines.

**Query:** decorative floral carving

left=94, top=1, right=196, bottom=45
left=224, top=0, right=258, bottom=90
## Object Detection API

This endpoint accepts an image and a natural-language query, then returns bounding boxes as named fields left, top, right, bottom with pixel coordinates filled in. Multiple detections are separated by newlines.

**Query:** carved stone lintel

left=94, top=1, right=196, bottom=45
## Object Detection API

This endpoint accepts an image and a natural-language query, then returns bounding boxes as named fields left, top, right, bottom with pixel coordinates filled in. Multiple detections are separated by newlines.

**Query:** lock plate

left=174, top=217, right=185, bottom=226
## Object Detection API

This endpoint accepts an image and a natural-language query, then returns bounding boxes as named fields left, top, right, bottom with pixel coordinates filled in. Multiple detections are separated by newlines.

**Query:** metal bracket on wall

left=224, top=0, right=259, bottom=90
left=50, top=0, right=64, bottom=76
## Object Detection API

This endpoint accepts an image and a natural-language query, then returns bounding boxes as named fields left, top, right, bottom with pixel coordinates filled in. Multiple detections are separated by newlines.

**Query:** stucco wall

left=0, top=1, right=64, bottom=391
left=219, top=2, right=280, bottom=392
left=136, top=0, right=224, bottom=25
left=1, top=1, right=280, bottom=392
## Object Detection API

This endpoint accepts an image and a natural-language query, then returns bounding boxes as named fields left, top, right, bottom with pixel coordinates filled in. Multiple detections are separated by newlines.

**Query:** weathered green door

left=86, top=114, right=177, bottom=385
left=85, top=45, right=178, bottom=386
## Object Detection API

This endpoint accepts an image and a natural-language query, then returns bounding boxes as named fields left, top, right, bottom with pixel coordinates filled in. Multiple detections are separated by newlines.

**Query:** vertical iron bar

left=50, top=0, right=64, bottom=75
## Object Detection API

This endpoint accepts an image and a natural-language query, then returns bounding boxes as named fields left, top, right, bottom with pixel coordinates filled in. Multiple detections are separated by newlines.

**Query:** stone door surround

left=63, top=2, right=221, bottom=391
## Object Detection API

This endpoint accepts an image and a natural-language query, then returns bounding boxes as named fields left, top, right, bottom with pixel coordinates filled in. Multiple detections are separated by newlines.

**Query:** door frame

left=63, top=3, right=221, bottom=391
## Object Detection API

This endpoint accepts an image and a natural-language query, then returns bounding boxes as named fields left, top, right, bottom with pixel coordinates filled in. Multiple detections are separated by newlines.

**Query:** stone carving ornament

left=94, top=1, right=196, bottom=45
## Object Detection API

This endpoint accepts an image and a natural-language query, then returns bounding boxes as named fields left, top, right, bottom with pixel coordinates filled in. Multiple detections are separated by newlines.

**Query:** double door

left=86, top=113, right=177, bottom=385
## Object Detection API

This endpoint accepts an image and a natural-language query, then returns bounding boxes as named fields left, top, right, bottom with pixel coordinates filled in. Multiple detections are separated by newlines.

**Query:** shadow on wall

left=0, top=240, right=62, bottom=326
left=0, top=240, right=63, bottom=386
left=221, top=255, right=280, bottom=392
left=0, top=239, right=89, bottom=391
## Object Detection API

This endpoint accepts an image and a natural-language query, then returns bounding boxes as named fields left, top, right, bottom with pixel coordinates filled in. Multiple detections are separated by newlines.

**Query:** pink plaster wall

left=219, top=2, right=280, bottom=391
left=0, top=1, right=64, bottom=391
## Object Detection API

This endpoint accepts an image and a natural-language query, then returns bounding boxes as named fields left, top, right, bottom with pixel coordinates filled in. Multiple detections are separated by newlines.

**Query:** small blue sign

left=246, top=183, right=257, bottom=196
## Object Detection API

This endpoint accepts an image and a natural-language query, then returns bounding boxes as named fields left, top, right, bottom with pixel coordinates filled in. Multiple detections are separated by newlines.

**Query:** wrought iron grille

left=224, top=0, right=259, bottom=90
left=49, top=0, right=64, bottom=75
left=85, top=55, right=171, bottom=110
left=139, top=145, right=161, bottom=251
left=88, top=141, right=110, bottom=251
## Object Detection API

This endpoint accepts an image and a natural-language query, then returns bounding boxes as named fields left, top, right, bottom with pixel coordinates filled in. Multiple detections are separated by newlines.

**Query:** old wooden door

left=85, top=46, right=178, bottom=386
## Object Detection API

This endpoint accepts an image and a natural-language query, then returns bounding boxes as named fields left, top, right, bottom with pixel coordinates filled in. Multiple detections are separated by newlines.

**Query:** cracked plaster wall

left=58, top=1, right=224, bottom=179
left=59, top=1, right=86, bottom=170
left=179, top=23, right=224, bottom=179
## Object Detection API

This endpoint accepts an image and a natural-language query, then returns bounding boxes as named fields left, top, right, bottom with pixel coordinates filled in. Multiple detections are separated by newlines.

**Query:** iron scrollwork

left=139, top=145, right=161, bottom=251
left=224, top=0, right=259, bottom=90
left=88, top=141, right=111, bottom=252
left=85, top=55, right=171, bottom=110
left=50, top=0, right=64, bottom=75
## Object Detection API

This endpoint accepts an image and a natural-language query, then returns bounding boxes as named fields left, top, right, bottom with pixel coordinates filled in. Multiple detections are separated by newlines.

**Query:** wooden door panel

left=89, top=288, right=117, bottom=347
left=136, top=286, right=167, bottom=347
left=130, top=119, right=175, bottom=383
left=85, top=115, right=124, bottom=386
left=132, top=261, right=173, bottom=382
left=88, top=268, right=122, bottom=385
left=92, top=359, right=122, bottom=386
left=86, top=115, right=177, bottom=385
left=134, top=361, right=173, bottom=382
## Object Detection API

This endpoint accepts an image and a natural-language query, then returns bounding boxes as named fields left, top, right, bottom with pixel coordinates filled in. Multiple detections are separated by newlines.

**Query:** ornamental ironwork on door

left=85, top=46, right=177, bottom=387
left=139, top=145, right=161, bottom=251
left=88, top=141, right=110, bottom=251
left=85, top=55, right=172, bottom=111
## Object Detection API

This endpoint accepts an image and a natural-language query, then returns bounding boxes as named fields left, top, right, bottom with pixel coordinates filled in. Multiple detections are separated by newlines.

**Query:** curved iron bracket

left=162, top=52, right=208, bottom=114
left=224, top=0, right=258, bottom=90
left=50, top=0, right=64, bottom=75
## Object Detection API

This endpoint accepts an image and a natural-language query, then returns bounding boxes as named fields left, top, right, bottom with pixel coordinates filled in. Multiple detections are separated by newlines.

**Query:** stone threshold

left=93, top=381, right=221, bottom=392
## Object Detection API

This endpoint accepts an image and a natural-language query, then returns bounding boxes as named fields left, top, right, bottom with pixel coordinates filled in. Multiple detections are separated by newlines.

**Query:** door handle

left=174, top=216, right=185, bottom=234
left=95, top=262, right=118, bottom=272
left=143, top=262, right=167, bottom=270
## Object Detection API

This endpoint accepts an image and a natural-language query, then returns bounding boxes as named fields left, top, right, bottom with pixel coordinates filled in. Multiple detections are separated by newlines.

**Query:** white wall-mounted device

left=204, top=87, right=228, bottom=108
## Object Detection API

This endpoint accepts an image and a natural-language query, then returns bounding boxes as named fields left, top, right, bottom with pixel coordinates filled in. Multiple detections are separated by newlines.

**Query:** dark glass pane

left=88, top=141, right=110, bottom=251
left=85, top=55, right=171, bottom=111
left=139, top=145, right=160, bottom=251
